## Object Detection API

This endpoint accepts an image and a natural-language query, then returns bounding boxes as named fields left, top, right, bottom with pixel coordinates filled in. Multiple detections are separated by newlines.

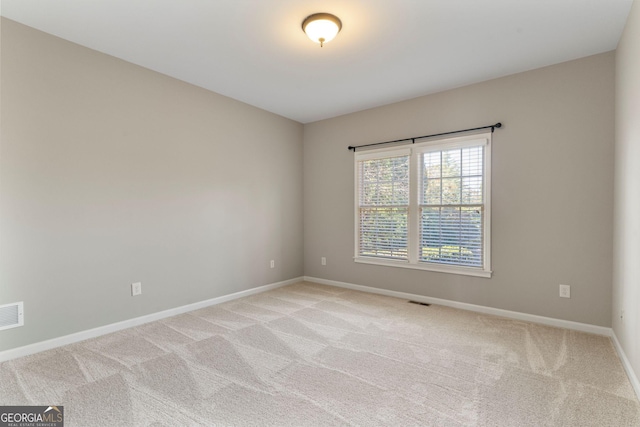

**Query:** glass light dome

left=302, top=13, right=342, bottom=47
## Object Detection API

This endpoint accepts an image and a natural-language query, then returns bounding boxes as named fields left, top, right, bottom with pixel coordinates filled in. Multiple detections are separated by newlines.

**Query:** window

left=355, top=132, right=491, bottom=277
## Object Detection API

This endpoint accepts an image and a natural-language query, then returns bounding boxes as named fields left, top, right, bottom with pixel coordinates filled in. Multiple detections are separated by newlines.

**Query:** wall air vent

left=0, top=302, right=24, bottom=331
left=408, top=300, right=431, bottom=307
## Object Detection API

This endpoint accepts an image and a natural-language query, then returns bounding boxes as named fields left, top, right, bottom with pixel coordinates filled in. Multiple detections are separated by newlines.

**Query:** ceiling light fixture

left=302, top=13, right=342, bottom=47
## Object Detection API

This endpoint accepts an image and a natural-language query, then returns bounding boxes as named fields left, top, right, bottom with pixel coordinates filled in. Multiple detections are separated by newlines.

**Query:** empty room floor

left=1, top=281, right=639, bottom=426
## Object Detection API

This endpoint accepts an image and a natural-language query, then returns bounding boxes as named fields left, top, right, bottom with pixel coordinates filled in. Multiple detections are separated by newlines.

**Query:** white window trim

left=354, top=132, right=492, bottom=278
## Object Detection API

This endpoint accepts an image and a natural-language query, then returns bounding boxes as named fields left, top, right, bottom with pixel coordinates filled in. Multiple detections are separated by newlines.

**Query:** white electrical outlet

left=321, top=257, right=326, bottom=266
left=131, top=282, right=142, bottom=296
left=559, top=284, right=570, bottom=298
left=270, top=260, right=275, bottom=269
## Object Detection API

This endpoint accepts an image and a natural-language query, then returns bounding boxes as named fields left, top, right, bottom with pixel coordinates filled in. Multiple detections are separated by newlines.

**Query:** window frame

left=354, top=132, right=492, bottom=278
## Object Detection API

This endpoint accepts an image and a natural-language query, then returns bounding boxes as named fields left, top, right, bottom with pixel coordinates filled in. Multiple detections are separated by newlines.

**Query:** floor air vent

left=0, top=302, right=24, bottom=331
left=408, top=300, right=431, bottom=307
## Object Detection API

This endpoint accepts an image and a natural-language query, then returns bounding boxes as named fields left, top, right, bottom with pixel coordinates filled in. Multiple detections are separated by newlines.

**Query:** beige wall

left=613, top=0, right=640, bottom=386
left=304, top=52, right=615, bottom=327
left=0, top=18, right=304, bottom=352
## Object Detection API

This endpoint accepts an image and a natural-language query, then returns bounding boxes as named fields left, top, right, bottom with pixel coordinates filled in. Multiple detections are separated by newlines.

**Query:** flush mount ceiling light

left=302, top=13, right=342, bottom=47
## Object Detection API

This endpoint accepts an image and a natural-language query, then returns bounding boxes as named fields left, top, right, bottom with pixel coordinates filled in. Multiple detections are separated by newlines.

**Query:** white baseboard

left=5, top=275, right=638, bottom=403
left=304, top=276, right=612, bottom=336
left=0, top=277, right=302, bottom=363
left=611, top=331, right=640, bottom=401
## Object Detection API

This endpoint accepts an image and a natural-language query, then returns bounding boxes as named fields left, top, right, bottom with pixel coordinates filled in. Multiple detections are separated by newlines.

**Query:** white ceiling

left=1, top=0, right=633, bottom=123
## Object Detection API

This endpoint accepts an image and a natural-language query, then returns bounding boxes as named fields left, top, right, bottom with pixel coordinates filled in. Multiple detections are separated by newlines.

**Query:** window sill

left=354, top=257, right=492, bottom=278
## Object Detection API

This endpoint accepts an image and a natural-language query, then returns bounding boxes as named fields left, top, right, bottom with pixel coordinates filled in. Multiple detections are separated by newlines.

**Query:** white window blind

left=357, top=154, right=410, bottom=260
left=420, top=146, right=484, bottom=267
left=355, top=133, right=491, bottom=278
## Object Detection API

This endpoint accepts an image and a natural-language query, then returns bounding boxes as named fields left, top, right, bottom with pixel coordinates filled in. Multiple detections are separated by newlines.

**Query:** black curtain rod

left=347, top=122, right=502, bottom=152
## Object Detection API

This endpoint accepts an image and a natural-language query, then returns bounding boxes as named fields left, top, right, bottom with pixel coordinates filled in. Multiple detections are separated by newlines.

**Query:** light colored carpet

left=1, top=281, right=638, bottom=426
